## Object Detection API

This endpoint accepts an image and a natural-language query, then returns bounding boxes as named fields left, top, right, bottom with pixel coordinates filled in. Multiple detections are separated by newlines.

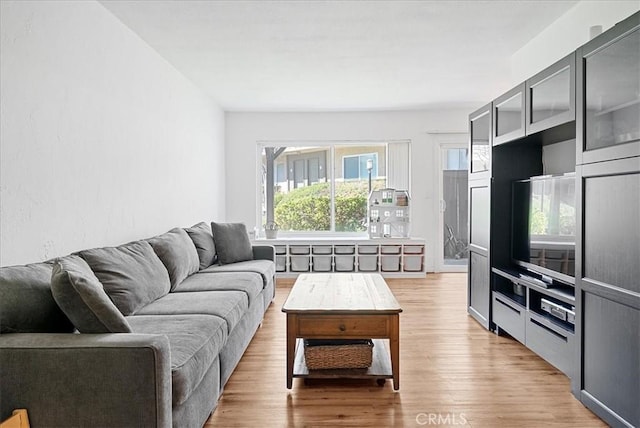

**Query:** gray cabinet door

left=468, top=179, right=491, bottom=329
left=493, top=83, right=526, bottom=146
left=577, top=13, right=640, bottom=165
left=526, top=52, right=575, bottom=135
left=470, top=103, right=492, bottom=178
left=469, top=251, right=490, bottom=328
left=576, top=157, right=640, bottom=427
left=469, top=185, right=490, bottom=251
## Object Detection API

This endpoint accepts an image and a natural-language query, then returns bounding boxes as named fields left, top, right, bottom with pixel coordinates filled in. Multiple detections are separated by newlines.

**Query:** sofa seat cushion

left=0, top=262, right=74, bottom=333
left=127, top=314, right=227, bottom=406
left=147, top=228, right=200, bottom=291
left=173, top=272, right=264, bottom=308
left=135, top=291, right=248, bottom=335
left=79, top=241, right=171, bottom=316
left=200, top=260, right=275, bottom=289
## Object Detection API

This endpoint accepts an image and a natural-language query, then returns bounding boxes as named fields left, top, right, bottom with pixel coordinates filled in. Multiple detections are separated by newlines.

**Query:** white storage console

left=256, top=238, right=426, bottom=278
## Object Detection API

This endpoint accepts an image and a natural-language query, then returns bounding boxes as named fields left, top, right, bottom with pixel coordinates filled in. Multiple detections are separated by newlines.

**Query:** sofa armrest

left=0, top=333, right=172, bottom=428
left=252, top=245, right=275, bottom=262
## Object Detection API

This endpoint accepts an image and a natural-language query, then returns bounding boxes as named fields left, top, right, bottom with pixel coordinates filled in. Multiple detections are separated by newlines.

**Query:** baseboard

left=580, top=390, right=635, bottom=428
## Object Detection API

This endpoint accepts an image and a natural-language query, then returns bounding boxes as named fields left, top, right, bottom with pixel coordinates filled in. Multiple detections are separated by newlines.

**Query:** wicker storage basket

left=303, top=339, right=373, bottom=370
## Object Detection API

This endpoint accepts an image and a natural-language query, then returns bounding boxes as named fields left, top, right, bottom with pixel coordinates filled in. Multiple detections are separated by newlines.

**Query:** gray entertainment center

left=467, top=12, right=639, bottom=428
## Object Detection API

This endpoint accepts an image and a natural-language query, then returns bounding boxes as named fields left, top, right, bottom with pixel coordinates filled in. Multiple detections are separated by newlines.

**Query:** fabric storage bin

left=290, top=245, right=311, bottom=255
left=334, top=255, right=355, bottom=271
left=275, top=255, right=287, bottom=272
left=290, top=255, right=310, bottom=272
left=403, top=255, right=423, bottom=272
left=312, top=256, right=332, bottom=272
left=403, top=245, right=424, bottom=254
left=275, top=245, right=287, bottom=255
left=381, top=245, right=402, bottom=254
left=357, top=255, right=379, bottom=272
left=357, top=245, right=379, bottom=254
left=312, top=245, right=332, bottom=255
left=381, top=255, right=401, bottom=271
left=334, top=245, right=355, bottom=255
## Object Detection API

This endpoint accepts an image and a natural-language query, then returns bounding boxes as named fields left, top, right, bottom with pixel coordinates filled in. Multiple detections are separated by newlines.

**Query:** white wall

left=225, top=110, right=472, bottom=272
left=511, top=1, right=639, bottom=83
left=0, top=0, right=225, bottom=266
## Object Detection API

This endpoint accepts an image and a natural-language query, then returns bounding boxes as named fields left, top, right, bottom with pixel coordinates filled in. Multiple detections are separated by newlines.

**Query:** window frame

left=257, top=140, right=408, bottom=237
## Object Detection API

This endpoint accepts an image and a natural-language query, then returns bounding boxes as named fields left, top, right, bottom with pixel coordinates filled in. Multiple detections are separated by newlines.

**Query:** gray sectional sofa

left=0, top=222, right=275, bottom=428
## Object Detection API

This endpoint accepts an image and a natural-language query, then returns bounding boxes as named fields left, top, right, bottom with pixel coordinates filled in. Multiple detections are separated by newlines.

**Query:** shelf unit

left=469, top=25, right=576, bottom=387
left=467, top=12, right=639, bottom=427
left=256, top=238, right=426, bottom=278
left=492, top=267, right=576, bottom=378
left=292, top=338, right=392, bottom=384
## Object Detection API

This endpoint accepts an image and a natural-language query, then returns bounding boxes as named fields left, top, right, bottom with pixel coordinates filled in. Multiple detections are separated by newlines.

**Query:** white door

left=437, top=141, right=469, bottom=272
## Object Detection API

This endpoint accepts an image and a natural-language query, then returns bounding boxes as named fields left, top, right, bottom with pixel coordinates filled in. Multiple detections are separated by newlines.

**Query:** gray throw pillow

left=79, top=240, right=171, bottom=315
left=184, top=222, right=217, bottom=269
left=51, top=255, right=132, bottom=333
left=210, top=222, right=253, bottom=265
left=147, top=228, right=200, bottom=290
left=0, top=262, right=74, bottom=333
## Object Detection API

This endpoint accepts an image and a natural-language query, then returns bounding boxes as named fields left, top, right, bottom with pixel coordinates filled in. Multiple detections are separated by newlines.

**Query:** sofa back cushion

left=51, top=255, right=132, bottom=333
left=79, top=241, right=170, bottom=315
left=211, top=222, right=253, bottom=265
left=0, top=262, right=74, bottom=333
left=184, top=222, right=217, bottom=269
left=147, top=228, right=200, bottom=290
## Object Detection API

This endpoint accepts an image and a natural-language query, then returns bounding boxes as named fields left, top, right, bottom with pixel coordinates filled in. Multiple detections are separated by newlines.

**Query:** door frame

left=434, top=134, right=469, bottom=272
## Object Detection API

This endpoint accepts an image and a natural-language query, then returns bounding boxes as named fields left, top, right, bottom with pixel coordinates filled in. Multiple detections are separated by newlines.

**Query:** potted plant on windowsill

left=264, top=221, right=279, bottom=239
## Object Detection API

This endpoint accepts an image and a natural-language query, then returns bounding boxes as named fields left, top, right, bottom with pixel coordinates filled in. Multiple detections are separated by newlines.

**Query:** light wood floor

left=205, top=274, right=604, bottom=427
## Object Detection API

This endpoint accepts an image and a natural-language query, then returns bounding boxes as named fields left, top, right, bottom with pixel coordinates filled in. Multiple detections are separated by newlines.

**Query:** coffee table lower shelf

left=293, top=338, right=392, bottom=384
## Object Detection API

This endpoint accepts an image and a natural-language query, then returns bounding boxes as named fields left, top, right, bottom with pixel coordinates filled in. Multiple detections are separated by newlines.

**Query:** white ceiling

left=100, top=0, right=578, bottom=112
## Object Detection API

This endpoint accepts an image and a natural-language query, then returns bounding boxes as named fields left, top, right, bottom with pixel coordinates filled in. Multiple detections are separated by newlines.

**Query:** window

left=275, top=164, right=285, bottom=183
left=446, top=148, right=468, bottom=171
left=260, top=142, right=409, bottom=235
left=343, top=153, right=378, bottom=180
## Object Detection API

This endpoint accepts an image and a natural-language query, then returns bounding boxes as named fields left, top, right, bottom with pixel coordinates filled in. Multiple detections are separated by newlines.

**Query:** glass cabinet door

left=527, top=52, right=575, bottom=134
left=578, top=14, right=640, bottom=164
left=469, top=103, right=491, bottom=175
left=494, top=83, right=526, bottom=145
left=585, top=30, right=639, bottom=150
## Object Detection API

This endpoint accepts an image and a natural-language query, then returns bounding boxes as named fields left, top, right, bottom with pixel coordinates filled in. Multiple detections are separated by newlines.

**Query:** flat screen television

left=512, top=173, right=576, bottom=284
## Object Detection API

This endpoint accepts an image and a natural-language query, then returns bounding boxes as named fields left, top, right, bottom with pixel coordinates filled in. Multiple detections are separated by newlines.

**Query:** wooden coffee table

left=282, top=273, right=402, bottom=390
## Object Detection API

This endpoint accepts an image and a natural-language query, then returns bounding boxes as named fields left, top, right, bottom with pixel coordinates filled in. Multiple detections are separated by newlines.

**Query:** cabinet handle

left=496, top=296, right=521, bottom=315
left=530, top=317, right=568, bottom=342
left=339, top=324, right=346, bottom=332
